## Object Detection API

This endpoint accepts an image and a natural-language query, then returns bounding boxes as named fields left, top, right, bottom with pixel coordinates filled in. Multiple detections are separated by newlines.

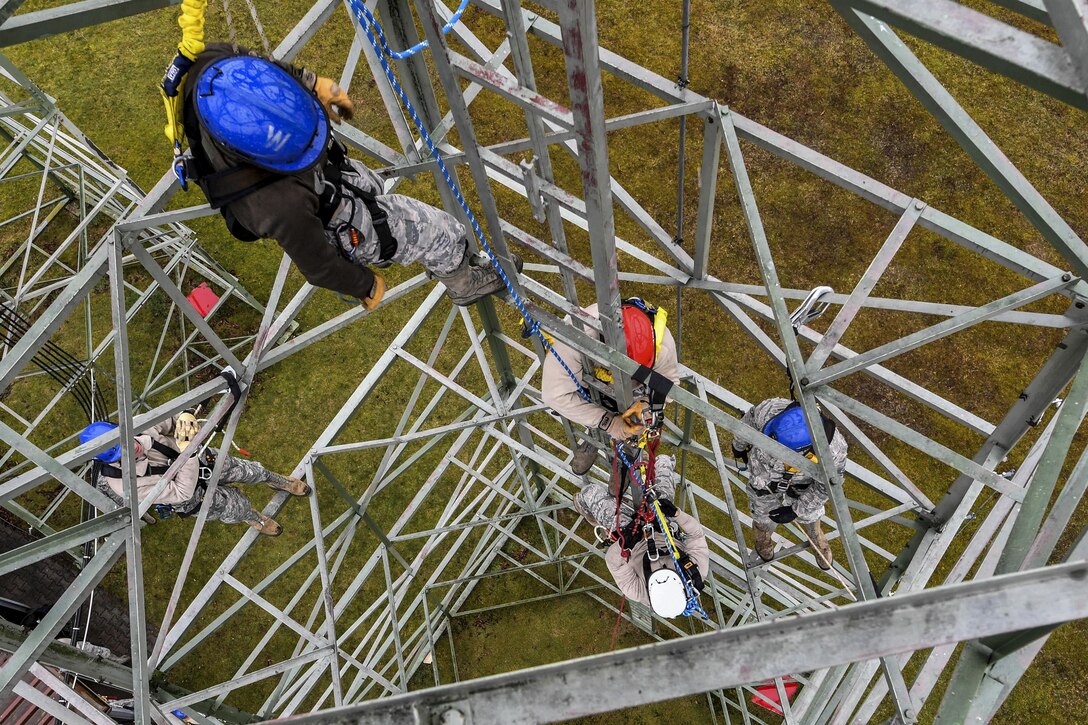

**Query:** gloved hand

left=731, top=442, right=749, bottom=471
left=174, top=412, right=200, bottom=451
left=362, top=274, right=386, bottom=311
left=621, top=400, right=648, bottom=438
left=315, top=77, right=354, bottom=124
left=656, top=498, right=678, bottom=518
left=769, top=505, right=798, bottom=524
left=161, top=52, right=194, bottom=97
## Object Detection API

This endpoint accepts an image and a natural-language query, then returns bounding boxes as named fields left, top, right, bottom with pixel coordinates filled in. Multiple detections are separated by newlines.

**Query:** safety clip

left=172, top=143, right=189, bottom=192
left=644, top=524, right=659, bottom=560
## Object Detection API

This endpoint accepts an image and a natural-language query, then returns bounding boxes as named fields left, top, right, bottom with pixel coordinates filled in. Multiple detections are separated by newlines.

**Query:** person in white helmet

left=574, top=454, right=709, bottom=617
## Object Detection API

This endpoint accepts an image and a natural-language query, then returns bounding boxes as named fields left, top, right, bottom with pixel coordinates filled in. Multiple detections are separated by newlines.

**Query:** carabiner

left=644, top=524, right=660, bottom=560
left=172, top=143, right=189, bottom=191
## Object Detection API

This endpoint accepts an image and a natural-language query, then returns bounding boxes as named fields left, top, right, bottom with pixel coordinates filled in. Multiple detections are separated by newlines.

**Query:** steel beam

left=833, top=6, right=1088, bottom=281
left=554, top=0, right=632, bottom=407
left=807, top=202, right=922, bottom=371
left=0, top=532, right=125, bottom=704
left=807, top=274, right=1075, bottom=386
left=0, top=0, right=181, bottom=46
left=832, top=0, right=1088, bottom=109
left=1043, top=0, right=1088, bottom=93
left=720, top=107, right=914, bottom=721
left=0, top=508, right=128, bottom=576
left=282, top=561, right=1088, bottom=725
left=996, top=350, right=1088, bottom=573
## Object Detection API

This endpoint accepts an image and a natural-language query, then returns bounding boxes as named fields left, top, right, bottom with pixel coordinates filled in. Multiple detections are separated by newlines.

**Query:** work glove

left=655, top=498, right=678, bottom=518
left=620, top=400, right=648, bottom=438
left=315, top=77, right=354, bottom=124
left=174, top=412, right=200, bottom=451
left=769, top=505, right=798, bottom=524
left=362, top=274, right=386, bottom=311
left=161, top=52, right=194, bottom=98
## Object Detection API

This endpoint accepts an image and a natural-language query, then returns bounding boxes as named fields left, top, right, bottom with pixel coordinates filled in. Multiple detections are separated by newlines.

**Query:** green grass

left=2, top=0, right=1088, bottom=722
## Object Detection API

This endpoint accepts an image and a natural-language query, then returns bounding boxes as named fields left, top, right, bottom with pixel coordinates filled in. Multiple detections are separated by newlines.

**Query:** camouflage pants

left=575, top=454, right=678, bottom=529
left=380, top=194, right=466, bottom=276
left=747, top=483, right=827, bottom=525
left=172, top=450, right=281, bottom=524
left=94, top=451, right=284, bottom=525
left=329, top=159, right=467, bottom=276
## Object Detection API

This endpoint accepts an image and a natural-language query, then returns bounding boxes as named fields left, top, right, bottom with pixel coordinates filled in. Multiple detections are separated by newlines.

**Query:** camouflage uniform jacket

left=732, top=397, right=847, bottom=495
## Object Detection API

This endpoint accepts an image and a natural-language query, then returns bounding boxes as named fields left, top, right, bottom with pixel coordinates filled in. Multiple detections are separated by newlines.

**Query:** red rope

left=611, top=596, right=626, bottom=651
left=611, top=451, right=628, bottom=557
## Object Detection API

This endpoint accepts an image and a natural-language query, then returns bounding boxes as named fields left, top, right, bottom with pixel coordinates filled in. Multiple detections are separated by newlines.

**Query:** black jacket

left=182, top=43, right=377, bottom=299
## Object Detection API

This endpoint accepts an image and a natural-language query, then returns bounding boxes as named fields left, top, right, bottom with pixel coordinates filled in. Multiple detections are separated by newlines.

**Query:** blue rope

left=363, top=0, right=471, bottom=59
left=348, top=0, right=704, bottom=618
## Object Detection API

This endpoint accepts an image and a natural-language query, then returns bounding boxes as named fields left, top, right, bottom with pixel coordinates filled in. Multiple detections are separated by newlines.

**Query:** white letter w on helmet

left=266, top=126, right=292, bottom=153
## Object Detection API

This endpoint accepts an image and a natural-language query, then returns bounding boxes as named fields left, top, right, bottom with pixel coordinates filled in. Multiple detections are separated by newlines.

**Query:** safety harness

left=642, top=547, right=703, bottom=595
left=318, top=140, right=399, bottom=266
left=99, top=436, right=214, bottom=520
left=591, top=298, right=668, bottom=394
left=178, top=90, right=280, bottom=242
left=99, top=439, right=182, bottom=479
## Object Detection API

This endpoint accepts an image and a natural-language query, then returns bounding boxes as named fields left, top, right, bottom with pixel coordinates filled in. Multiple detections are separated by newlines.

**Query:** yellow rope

left=162, top=0, right=208, bottom=148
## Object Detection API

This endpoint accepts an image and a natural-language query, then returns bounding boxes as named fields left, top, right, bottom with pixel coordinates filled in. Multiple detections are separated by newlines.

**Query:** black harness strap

left=100, top=463, right=171, bottom=478
left=196, top=164, right=280, bottom=210
left=150, top=439, right=180, bottom=461
left=632, top=364, right=674, bottom=412
left=643, top=549, right=704, bottom=594
left=217, top=369, right=243, bottom=432
left=181, top=92, right=278, bottom=242
left=100, top=437, right=182, bottom=478
left=320, top=141, right=399, bottom=264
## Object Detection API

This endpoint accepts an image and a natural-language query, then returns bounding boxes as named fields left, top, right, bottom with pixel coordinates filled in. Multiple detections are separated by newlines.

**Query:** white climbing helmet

left=647, top=568, right=687, bottom=618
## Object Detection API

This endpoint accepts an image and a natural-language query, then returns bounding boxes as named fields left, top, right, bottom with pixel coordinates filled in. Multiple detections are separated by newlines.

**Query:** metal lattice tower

left=1, top=0, right=1088, bottom=723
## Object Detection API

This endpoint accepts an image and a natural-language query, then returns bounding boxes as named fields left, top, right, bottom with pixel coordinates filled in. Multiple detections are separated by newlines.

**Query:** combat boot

left=436, top=250, right=523, bottom=306
left=802, top=521, right=833, bottom=570
left=571, top=440, right=598, bottom=475
left=265, top=472, right=311, bottom=496
left=250, top=513, right=283, bottom=537
left=753, top=521, right=776, bottom=563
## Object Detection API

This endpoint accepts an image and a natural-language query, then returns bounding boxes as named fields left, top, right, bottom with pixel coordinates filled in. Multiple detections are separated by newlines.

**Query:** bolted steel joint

left=434, top=704, right=469, bottom=725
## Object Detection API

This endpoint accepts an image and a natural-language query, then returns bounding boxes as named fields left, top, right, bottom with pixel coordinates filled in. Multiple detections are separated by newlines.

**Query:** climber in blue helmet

left=731, top=400, right=847, bottom=570
left=162, top=44, right=520, bottom=309
left=79, top=418, right=310, bottom=536
left=79, top=421, right=122, bottom=463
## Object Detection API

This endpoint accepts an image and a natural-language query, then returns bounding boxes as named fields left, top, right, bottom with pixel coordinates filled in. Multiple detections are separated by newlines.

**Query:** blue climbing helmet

left=79, top=422, right=121, bottom=463
left=194, top=55, right=329, bottom=174
left=763, top=404, right=835, bottom=452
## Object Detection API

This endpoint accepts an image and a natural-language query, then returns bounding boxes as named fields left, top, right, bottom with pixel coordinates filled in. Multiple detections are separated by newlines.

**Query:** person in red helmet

left=542, top=299, right=680, bottom=475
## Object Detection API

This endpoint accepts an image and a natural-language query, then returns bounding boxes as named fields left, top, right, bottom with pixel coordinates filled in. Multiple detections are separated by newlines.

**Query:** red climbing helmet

left=622, top=303, right=656, bottom=367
